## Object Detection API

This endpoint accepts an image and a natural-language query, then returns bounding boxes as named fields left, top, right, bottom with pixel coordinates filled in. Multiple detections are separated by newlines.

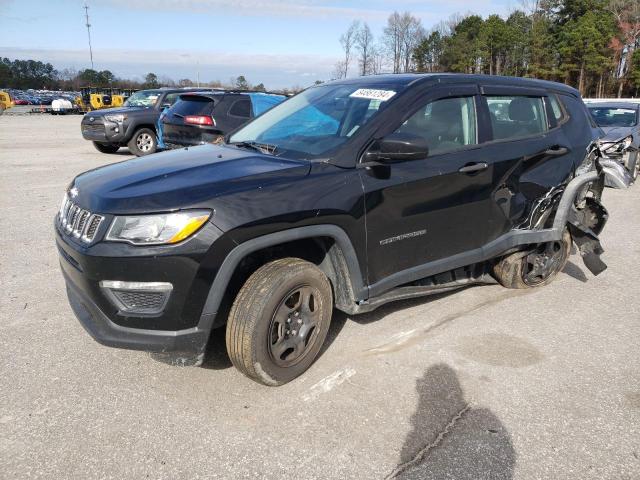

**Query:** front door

left=360, top=86, right=499, bottom=292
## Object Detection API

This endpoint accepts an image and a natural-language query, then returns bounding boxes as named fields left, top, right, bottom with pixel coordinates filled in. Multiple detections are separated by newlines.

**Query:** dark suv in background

left=80, top=88, right=210, bottom=156
left=58, top=74, right=611, bottom=386
left=162, top=91, right=286, bottom=147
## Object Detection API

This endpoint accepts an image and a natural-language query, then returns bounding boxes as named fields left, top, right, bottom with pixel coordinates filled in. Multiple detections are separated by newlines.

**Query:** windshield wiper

left=229, top=141, right=278, bottom=155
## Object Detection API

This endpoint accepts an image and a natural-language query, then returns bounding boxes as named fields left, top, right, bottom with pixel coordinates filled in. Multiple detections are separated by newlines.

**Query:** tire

left=226, top=258, right=333, bottom=386
left=127, top=128, right=157, bottom=156
left=493, top=229, right=571, bottom=289
left=628, top=150, right=639, bottom=182
left=92, top=142, right=120, bottom=154
left=0, top=105, right=4, bottom=116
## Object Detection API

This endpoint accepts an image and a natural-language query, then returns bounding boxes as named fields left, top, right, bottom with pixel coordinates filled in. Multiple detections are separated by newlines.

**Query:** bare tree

left=339, top=20, right=360, bottom=78
left=370, top=43, right=386, bottom=74
left=383, top=11, right=404, bottom=73
left=383, top=11, right=425, bottom=73
left=356, top=23, right=374, bottom=76
left=402, top=15, right=425, bottom=72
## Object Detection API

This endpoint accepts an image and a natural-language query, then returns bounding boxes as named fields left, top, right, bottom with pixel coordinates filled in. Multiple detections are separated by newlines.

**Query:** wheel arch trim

left=197, top=225, right=367, bottom=331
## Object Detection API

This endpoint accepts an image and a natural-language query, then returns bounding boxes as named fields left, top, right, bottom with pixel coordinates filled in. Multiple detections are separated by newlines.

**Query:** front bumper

left=81, top=117, right=127, bottom=143
left=55, top=220, right=223, bottom=365
left=64, top=271, right=209, bottom=365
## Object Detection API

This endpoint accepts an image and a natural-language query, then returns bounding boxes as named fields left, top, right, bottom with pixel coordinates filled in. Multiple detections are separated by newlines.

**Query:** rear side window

left=228, top=99, right=251, bottom=118
left=170, top=96, right=215, bottom=116
left=486, top=96, right=548, bottom=141
left=548, top=94, right=565, bottom=122
left=396, top=96, right=477, bottom=156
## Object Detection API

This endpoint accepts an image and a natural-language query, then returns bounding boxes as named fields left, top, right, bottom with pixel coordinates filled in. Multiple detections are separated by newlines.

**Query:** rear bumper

left=64, top=270, right=209, bottom=365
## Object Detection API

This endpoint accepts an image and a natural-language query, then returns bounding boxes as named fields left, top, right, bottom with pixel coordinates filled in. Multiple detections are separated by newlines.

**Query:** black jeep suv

left=57, top=74, right=610, bottom=385
left=80, top=88, right=210, bottom=156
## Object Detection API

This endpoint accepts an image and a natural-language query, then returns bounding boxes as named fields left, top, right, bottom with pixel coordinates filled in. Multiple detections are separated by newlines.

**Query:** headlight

left=106, top=210, right=211, bottom=245
left=104, top=114, right=126, bottom=123
left=604, top=135, right=632, bottom=154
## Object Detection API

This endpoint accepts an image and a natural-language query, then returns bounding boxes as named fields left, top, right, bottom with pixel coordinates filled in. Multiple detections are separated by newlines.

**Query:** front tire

left=493, top=229, right=571, bottom=289
left=92, top=142, right=120, bottom=154
left=226, top=258, right=333, bottom=386
left=127, top=128, right=157, bottom=156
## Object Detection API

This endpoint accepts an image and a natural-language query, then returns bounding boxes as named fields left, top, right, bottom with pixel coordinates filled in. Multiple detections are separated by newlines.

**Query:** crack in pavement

left=384, top=403, right=472, bottom=479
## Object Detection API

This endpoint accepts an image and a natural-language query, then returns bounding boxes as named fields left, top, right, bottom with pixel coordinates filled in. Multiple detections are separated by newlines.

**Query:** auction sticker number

left=349, top=89, right=396, bottom=101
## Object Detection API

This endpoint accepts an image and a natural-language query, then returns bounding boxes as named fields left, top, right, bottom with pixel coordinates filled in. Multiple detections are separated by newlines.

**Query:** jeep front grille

left=58, top=195, right=104, bottom=243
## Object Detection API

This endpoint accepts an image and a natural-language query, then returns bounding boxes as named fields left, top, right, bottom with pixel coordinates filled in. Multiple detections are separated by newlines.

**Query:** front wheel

left=627, top=150, right=639, bottom=182
left=127, top=128, right=157, bottom=156
left=226, top=258, right=333, bottom=386
left=493, top=229, right=571, bottom=289
left=92, top=142, right=120, bottom=154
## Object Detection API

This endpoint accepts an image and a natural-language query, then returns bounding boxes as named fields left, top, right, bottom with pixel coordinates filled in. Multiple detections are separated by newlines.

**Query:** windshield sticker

left=349, top=89, right=396, bottom=102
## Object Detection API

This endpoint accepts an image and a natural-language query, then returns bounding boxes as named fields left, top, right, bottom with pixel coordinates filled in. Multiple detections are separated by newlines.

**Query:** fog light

left=100, top=280, right=172, bottom=315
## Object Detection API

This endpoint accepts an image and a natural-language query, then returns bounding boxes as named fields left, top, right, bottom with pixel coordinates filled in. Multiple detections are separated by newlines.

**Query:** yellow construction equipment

left=75, top=87, right=137, bottom=112
left=0, top=91, right=14, bottom=115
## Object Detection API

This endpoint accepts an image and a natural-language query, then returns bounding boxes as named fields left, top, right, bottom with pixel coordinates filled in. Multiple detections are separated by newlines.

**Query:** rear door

left=477, top=85, right=574, bottom=230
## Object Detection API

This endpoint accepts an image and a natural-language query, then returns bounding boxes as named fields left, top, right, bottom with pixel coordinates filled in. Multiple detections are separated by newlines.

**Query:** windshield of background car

left=124, top=90, right=161, bottom=107
left=229, top=84, right=402, bottom=159
left=588, top=106, right=638, bottom=127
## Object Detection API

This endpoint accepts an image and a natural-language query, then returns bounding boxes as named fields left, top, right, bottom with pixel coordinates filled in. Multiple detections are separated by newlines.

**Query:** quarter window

left=229, top=99, right=252, bottom=118
left=395, top=96, right=477, bottom=156
left=548, top=94, right=564, bottom=122
left=486, top=96, right=548, bottom=140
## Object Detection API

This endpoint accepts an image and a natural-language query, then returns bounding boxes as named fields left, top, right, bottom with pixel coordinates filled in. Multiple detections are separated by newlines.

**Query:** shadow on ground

left=392, top=364, right=516, bottom=479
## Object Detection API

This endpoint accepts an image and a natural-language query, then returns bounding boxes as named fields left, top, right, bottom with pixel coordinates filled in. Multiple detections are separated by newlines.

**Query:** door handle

left=458, top=162, right=488, bottom=174
left=543, top=145, right=570, bottom=156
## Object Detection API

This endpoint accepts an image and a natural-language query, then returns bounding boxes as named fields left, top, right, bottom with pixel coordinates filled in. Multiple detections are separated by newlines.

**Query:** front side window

left=486, top=96, right=548, bottom=140
left=229, top=83, right=402, bottom=159
left=588, top=106, right=638, bottom=127
left=395, top=96, right=477, bottom=156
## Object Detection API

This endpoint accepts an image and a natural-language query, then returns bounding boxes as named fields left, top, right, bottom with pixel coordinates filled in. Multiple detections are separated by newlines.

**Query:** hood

left=599, top=126, right=634, bottom=142
left=71, top=144, right=311, bottom=214
left=85, top=105, right=151, bottom=117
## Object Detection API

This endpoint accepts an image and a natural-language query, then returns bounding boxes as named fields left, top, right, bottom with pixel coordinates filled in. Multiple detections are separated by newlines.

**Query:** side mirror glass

left=364, top=132, right=429, bottom=163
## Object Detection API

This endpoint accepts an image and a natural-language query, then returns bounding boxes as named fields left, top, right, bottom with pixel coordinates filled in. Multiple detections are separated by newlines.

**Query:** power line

left=84, top=3, right=94, bottom=69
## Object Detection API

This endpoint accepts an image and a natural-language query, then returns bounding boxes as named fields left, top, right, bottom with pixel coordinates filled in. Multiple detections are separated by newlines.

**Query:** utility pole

left=84, top=3, right=94, bottom=69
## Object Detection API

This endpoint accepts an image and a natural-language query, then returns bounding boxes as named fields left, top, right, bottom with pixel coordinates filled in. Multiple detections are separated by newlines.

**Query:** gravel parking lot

left=1, top=113, right=639, bottom=479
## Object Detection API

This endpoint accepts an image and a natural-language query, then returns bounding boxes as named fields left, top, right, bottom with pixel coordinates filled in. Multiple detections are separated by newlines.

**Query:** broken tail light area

left=184, top=115, right=215, bottom=126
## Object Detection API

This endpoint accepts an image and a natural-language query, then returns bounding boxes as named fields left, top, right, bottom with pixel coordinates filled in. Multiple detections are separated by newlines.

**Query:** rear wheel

left=226, top=258, right=333, bottom=386
left=127, top=128, right=157, bottom=156
left=493, top=229, right=571, bottom=289
left=92, top=142, right=120, bottom=154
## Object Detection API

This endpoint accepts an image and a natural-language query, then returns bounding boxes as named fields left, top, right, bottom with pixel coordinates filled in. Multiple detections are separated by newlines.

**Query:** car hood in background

left=71, top=144, right=311, bottom=214
left=83, top=106, right=152, bottom=117
left=599, top=125, right=635, bottom=142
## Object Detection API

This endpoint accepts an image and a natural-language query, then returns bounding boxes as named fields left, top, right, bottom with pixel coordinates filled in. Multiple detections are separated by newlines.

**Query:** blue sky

left=0, top=0, right=515, bottom=89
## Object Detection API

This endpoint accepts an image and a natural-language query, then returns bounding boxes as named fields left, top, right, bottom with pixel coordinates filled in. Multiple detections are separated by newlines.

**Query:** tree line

left=0, top=59, right=300, bottom=94
left=336, top=0, right=640, bottom=97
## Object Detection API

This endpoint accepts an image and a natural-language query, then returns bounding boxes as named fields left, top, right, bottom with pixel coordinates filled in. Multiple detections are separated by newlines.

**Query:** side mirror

left=161, top=103, right=172, bottom=109
left=364, top=132, right=429, bottom=163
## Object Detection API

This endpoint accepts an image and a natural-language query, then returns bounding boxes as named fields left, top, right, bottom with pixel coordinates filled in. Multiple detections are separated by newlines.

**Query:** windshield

left=588, top=106, right=638, bottom=127
left=229, top=84, right=400, bottom=159
left=124, top=90, right=161, bottom=107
